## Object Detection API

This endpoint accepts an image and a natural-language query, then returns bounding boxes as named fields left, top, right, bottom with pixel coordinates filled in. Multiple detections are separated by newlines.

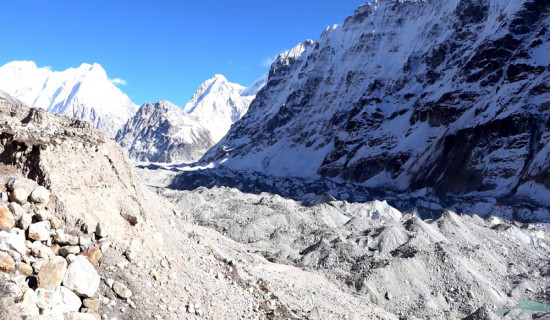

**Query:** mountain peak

left=0, top=60, right=137, bottom=137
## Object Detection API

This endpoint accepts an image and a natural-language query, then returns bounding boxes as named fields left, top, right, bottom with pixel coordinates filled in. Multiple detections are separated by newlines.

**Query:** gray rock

left=95, top=221, right=109, bottom=238
left=62, top=256, right=100, bottom=298
left=59, top=246, right=80, bottom=257
left=112, top=281, right=132, bottom=299
left=8, top=202, right=25, bottom=221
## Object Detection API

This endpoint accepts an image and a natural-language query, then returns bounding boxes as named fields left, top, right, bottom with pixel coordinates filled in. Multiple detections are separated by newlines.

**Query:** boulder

left=37, top=286, right=81, bottom=315
left=112, top=281, right=132, bottom=299
left=38, top=256, right=67, bottom=290
left=95, top=221, right=109, bottom=238
left=8, top=202, right=25, bottom=221
left=10, top=188, right=30, bottom=204
left=0, top=251, right=15, bottom=272
left=28, top=221, right=51, bottom=241
left=59, top=246, right=80, bottom=257
left=30, top=187, right=50, bottom=204
left=0, top=203, right=15, bottom=228
left=80, top=246, right=102, bottom=265
left=62, top=256, right=100, bottom=298
left=0, top=230, right=27, bottom=255
left=19, top=288, right=39, bottom=317
left=19, top=213, right=32, bottom=230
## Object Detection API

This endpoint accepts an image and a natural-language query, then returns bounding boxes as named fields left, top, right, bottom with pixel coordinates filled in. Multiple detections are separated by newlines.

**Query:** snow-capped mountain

left=0, top=61, right=138, bottom=137
left=183, top=74, right=267, bottom=141
left=116, top=100, right=213, bottom=163
left=203, top=0, right=550, bottom=207
left=116, top=74, right=267, bottom=163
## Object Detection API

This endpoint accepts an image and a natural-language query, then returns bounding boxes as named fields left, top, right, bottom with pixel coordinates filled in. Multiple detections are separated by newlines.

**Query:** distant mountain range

left=0, top=61, right=138, bottom=137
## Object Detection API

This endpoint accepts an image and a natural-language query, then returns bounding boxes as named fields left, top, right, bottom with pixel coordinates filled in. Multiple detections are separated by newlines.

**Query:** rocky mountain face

left=182, top=74, right=267, bottom=142
left=115, top=100, right=214, bottom=163
left=0, top=61, right=138, bottom=137
left=116, top=74, right=267, bottom=164
left=203, top=0, right=550, bottom=209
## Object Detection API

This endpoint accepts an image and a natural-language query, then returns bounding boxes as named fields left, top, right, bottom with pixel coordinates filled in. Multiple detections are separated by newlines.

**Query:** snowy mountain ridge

left=0, top=61, right=138, bottom=137
left=116, top=74, right=267, bottom=163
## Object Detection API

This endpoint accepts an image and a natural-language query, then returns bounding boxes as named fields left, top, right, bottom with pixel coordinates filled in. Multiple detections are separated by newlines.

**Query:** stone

left=105, top=278, right=114, bottom=288
left=10, top=188, right=30, bottom=204
left=54, top=231, right=79, bottom=245
left=0, top=230, right=27, bottom=255
left=37, top=286, right=82, bottom=315
left=35, top=210, right=52, bottom=221
left=83, top=298, right=100, bottom=311
left=30, top=187, right=50, bottom=204
left=49, top=217, right=61, bottom=230
left=19, top=213, right=33, bottom=230
left=8, top=202, right=25, bottom=221
left=63, top=256, right=100, bottom=298
left=20, top=288, right=40, bottom=317
left=28, top=221, right=51, bottom=241
left=19, top=262, right=34, bottom=275
left=80, top=246, right=102, bottom=265
left=112, top=281, right=132, bottom=299
left=95, top=222, right=109, bottom=238
left=120, top=208, right=140, bottom=226
left=0, top=251, right=15, bottom=272
left=59, top=246, right=80, bottom=257
left=124, top=250, right=136, bottom=263
left=0, top=203, right=15, bottom=228
left=38, top=256, right=67, bottom=290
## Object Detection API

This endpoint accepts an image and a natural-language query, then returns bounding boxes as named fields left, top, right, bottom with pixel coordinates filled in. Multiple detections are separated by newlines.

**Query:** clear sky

left=1, top=1, right=366, bottom=107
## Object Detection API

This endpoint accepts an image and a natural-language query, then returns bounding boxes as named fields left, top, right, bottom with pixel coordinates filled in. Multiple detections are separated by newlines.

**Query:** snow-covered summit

left=183, top=73, right=266, bottom=142
left=0, top=61, right=138, bottom=137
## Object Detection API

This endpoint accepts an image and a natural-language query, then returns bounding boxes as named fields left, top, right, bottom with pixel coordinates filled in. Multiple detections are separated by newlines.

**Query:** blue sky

left=1, top=1, right=365, bottom=106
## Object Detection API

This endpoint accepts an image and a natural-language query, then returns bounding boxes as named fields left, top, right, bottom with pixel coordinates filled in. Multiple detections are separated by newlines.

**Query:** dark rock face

left=202, top=0, right=550, bottom=208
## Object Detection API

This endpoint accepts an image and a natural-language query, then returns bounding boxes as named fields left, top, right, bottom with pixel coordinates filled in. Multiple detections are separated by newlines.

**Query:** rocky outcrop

left=0, top=100, right=171, bottom=231
left=116, top=100, right=214, bottom=163
left=202, top=0, right=550, bottom=209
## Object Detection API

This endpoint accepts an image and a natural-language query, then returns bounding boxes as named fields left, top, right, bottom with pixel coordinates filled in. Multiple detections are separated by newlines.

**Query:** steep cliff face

left=204, top=0, right=550, bottom=206
left=0, top=61, right=138, bottom=137
left=116, top=100, right=213, bottom=163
